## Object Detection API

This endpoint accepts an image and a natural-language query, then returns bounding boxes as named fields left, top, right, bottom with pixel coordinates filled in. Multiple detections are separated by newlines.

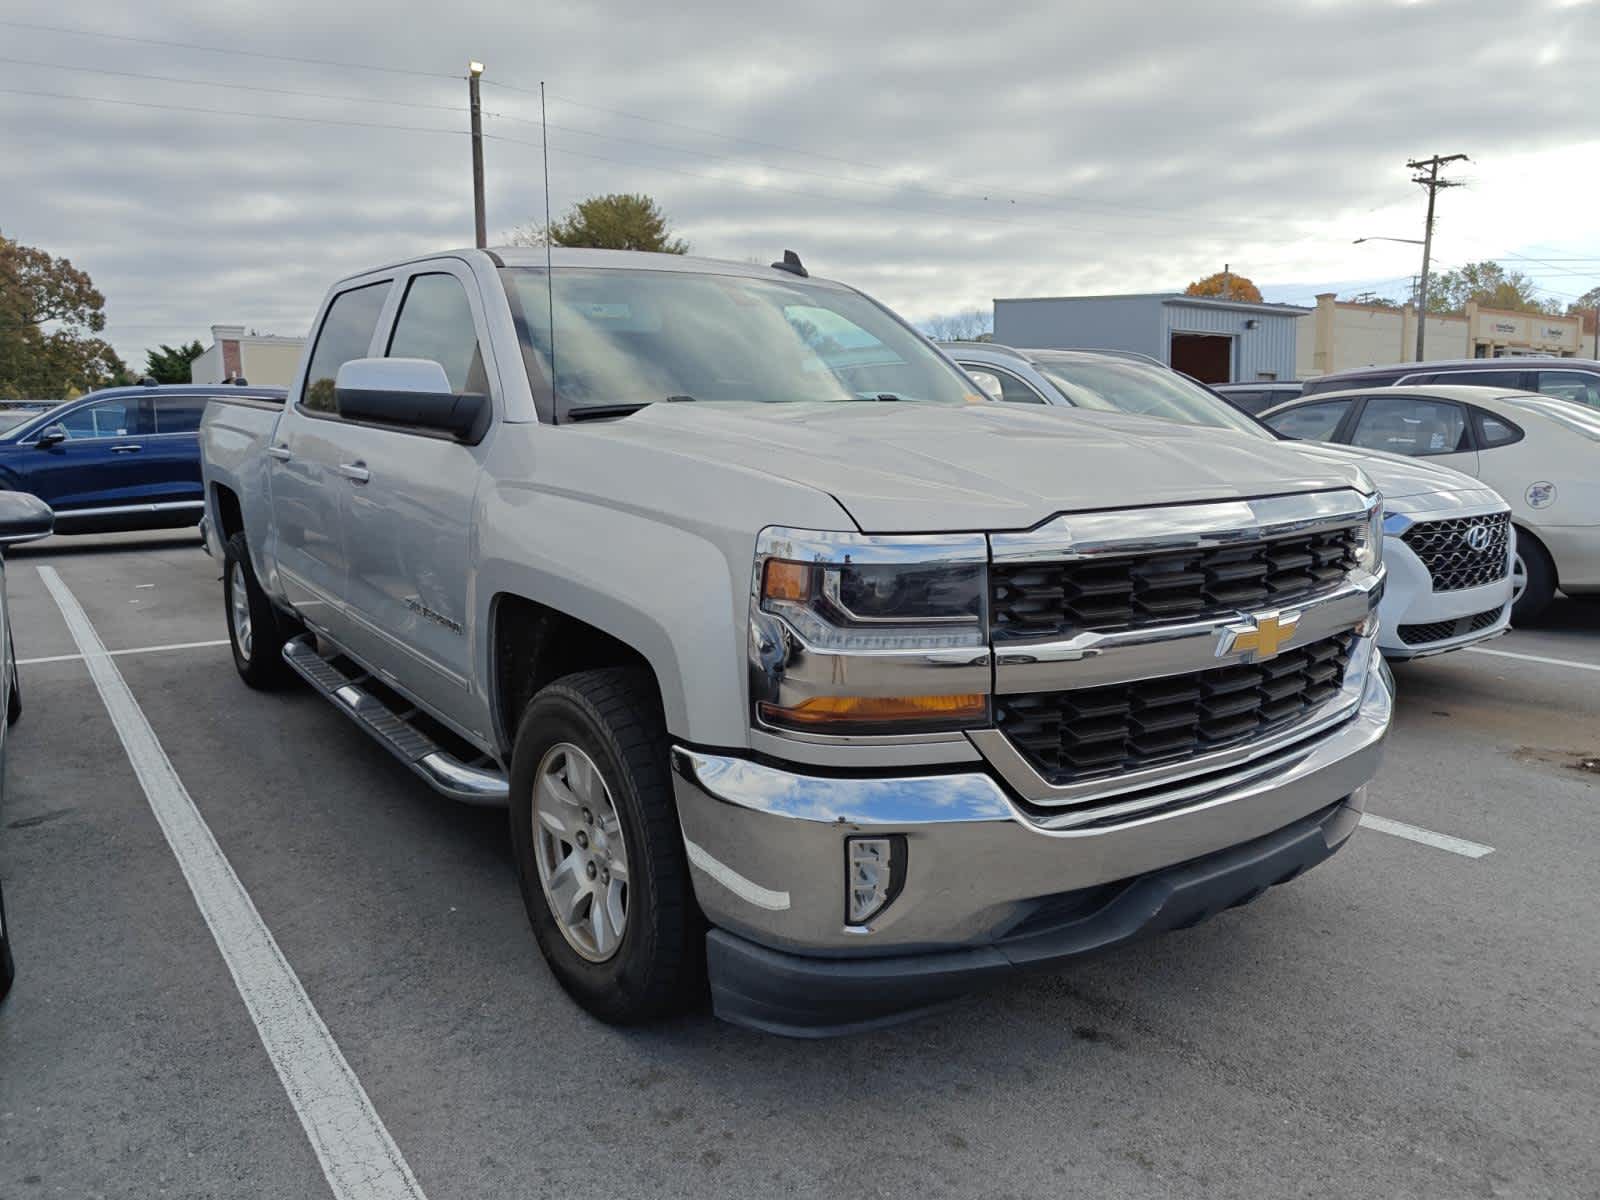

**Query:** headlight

left=750, top=528, right=991, bottom=736
left=1353, top=502, right=1383, bottom=574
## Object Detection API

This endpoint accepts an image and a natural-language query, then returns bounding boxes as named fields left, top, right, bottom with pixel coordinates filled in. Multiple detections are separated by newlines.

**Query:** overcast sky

left=3, top=0, right=1599, bottom=365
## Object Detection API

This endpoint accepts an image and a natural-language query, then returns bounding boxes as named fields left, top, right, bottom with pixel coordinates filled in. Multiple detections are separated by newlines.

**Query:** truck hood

left=1287, top=441, right=1502, bottom=508
left=586, top=402, right=1364, bottom=532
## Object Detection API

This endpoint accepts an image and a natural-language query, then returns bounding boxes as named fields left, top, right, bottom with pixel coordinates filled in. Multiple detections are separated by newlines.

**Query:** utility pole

left=1406, top=152, right=1468, bottom=361
left=468, top=60, right=487, bottom=249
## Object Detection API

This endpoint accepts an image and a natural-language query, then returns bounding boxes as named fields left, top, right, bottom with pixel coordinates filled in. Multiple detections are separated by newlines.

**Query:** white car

left=950, top=345, right=1514, bottom=658
left=1259, top=385, right=1600, bottom=622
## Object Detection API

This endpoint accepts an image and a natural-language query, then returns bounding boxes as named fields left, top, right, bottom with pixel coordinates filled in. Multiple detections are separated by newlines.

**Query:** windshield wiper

left=566, top=395, right=697, bottom=422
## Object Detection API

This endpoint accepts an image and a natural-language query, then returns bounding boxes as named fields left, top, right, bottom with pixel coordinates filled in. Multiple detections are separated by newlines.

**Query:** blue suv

left=0, top=382, right=285, bottom=534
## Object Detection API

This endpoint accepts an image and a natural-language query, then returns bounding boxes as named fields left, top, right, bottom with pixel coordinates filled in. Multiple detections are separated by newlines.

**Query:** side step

left=282, top=636, right=509, bottom=807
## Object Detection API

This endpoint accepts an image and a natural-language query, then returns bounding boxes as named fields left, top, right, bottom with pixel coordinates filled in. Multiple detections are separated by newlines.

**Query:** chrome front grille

left=994, top=633, right=1357, bottom=786
left=1401, top=512, right=1511, bottom=592
left=990, top=524, right=1361, bottom=639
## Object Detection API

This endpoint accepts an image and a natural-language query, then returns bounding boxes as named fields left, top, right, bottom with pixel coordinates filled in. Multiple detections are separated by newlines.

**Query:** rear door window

left=1261, top=399, right=1353, bottom=441
left=1421, top=368, right=1522, bottom=388
left=153, top=395, right=209, bottom=434
left=1349, top=395, right=1469, bottom=456
left=301, top=281, right=391, bottom=414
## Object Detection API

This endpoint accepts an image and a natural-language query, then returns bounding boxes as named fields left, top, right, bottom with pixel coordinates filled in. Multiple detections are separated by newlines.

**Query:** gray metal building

left=992, top=293, right=1309, bottom=384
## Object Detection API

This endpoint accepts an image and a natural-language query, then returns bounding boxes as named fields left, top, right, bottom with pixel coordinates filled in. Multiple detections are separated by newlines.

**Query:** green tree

left=1341, top=290, right=1402, bottom=309
left=512, top=193, right=689, bottom=253
left=1566, top=286, right=1600, bottom=338
left=1184, top=270, right=1263, bottom=304
left=145, top=339, right=206, bottom=384
left=0, top=231, right=126, bottom=398
left=1423, top=261, right=1559, bottom=315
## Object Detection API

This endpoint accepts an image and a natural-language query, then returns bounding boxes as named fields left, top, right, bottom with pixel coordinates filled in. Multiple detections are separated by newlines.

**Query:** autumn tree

left=145, top=339, right=206, bottom=384
left=1184, top=270, right=1263, bottom=304
left=0, top=231, right=126, bottom=399
left=511, top=193, right=688, bottom=254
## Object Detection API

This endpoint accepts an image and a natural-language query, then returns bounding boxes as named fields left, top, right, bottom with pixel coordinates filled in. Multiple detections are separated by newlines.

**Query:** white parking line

left=17, top=638, right=229, bottom=666
left=1466, top=646, right=1600, bottom=673
left=1359, top=813, right=1495, bottom=859
left=38, top=567, right=427, bottom=1200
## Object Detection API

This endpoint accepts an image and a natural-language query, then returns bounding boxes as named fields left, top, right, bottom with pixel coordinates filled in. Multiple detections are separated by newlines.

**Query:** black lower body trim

left=707, top=798, right=1362, bottom=1037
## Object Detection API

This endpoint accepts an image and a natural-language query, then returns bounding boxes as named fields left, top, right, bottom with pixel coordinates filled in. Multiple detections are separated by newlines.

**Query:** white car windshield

left=1033, top=357, right=1271, bottom=439
left=500, top=267, right=983, bottom=419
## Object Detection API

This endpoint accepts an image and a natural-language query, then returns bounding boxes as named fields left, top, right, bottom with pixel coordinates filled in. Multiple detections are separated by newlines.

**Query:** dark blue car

left=0, top=382, right=285, bottom=534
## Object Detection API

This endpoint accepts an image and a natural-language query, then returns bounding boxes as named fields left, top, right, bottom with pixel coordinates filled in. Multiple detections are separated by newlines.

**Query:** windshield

left=0, top=409, right=43, bottom=435
left=1033, top=357, right=1272, bottom=440
left=500, top=267, right=982, bottom=418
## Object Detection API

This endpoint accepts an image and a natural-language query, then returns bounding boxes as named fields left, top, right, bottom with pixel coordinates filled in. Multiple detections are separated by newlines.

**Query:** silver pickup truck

left=200, top=247, right=1393, bottom=1036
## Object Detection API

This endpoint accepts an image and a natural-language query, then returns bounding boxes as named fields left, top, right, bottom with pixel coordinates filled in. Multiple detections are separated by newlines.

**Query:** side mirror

left=334, top=358, right=488, bottom=442
left=35, top=424, right=67, bottom=449
left=0, top=492, right=54, bottom=546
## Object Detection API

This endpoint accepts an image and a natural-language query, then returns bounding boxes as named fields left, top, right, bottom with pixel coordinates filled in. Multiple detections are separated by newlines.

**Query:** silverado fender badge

left=1217, top=610, right=1300, bottom=663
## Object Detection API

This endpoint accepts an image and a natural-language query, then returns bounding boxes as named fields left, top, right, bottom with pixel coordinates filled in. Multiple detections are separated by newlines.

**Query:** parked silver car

left=0, top=490, right=56, bottom=1001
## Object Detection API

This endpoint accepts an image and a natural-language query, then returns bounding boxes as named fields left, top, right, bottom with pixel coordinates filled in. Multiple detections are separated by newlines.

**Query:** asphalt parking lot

left=1, top=530, right=1596, bottom=1200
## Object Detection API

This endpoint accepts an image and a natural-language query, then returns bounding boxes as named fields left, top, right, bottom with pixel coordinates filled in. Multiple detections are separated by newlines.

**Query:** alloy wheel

left=532, top=742, right=630, bottom=962
left=1511, top=551, right=1528, bottom=605
left=229, top=562, right=253, bottom=662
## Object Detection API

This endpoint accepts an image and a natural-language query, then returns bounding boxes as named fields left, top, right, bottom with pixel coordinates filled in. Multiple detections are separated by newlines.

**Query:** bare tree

left=922, top=309, right=994, bottom=342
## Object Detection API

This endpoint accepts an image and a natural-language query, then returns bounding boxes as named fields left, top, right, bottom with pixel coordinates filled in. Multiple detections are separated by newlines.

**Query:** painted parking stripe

left=1466, top=646, right=1600, bottom=673
left=38, top=567, right=427, bottom=1200
left=17, top=638, right=229, bottom=666
left=1359, top=813, right=1494, bottom=859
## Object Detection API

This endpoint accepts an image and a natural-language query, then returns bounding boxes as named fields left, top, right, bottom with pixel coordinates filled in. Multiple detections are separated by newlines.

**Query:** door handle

left=110, top=444, right=143, bottom=453
left=336, top=461, right=371, bottom=484
left=266, top=445, right=293, bottom=462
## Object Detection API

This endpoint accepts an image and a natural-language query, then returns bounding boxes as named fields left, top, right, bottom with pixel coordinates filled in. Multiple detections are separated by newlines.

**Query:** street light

left=1354, top=236, right=1430, bottom=348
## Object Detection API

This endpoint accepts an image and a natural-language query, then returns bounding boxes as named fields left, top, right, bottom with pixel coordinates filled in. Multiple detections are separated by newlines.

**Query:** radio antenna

left=541, top=80, right=557, bottom=399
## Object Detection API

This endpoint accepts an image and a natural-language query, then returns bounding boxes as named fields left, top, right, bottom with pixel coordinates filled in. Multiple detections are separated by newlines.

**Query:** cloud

left=2, top=0, right=1598, bottom=366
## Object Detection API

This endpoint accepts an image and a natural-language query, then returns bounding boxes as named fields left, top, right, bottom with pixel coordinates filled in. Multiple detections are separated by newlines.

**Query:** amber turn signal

left=759, top=694, right=987, bottom=728
left=762, top=559, right=813, bottom=602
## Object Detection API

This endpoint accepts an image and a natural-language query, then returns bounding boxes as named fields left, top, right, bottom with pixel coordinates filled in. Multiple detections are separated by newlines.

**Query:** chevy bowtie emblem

left=1218, top=610, right=1300, bottom=662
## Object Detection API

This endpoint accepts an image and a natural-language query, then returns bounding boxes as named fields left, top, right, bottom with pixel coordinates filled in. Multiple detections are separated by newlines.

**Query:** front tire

left=223, top=532, right=291, bottom=689
left=509, top=668, right=701, bottom=1024
left=1510, top=532, right=1556, bottom=625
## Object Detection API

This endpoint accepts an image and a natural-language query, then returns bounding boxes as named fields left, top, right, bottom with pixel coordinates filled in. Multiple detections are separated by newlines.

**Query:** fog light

left=846, top=835, right=905, bottom=926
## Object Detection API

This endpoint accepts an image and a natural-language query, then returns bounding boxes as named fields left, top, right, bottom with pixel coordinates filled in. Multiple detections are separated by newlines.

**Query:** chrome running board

left=281, top=635, right=509, bottom=806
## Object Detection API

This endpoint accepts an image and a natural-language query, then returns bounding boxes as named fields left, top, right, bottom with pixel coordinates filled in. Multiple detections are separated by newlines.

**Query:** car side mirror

left=0, top=491, right=54, bottom=546
left=334, top=358, right=488, bottom=442
left=34, top=424, right=67, bottom=449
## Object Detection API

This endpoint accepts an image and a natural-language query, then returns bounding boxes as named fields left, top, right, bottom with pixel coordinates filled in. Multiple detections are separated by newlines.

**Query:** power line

left=0, top=55, right=463, bottom=113
left=494, top=84, right=1287, bottom=232
left=0, top=87, right=467, bottom=137
left=0, top=18, right=459, bottom=79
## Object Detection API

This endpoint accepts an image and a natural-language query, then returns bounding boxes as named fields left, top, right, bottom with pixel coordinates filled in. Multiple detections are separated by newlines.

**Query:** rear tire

left=509, top=667, right=702, bottom=1024
left=223, top=532, right=291, bottom=689
left=7, top=633, right=20, bottom=726
left=1510, top=532, right=1556, bottom=625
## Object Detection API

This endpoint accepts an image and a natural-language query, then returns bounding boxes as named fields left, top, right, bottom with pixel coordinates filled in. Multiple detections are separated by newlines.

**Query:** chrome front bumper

left=673, top=657, right=1393, bottom=957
